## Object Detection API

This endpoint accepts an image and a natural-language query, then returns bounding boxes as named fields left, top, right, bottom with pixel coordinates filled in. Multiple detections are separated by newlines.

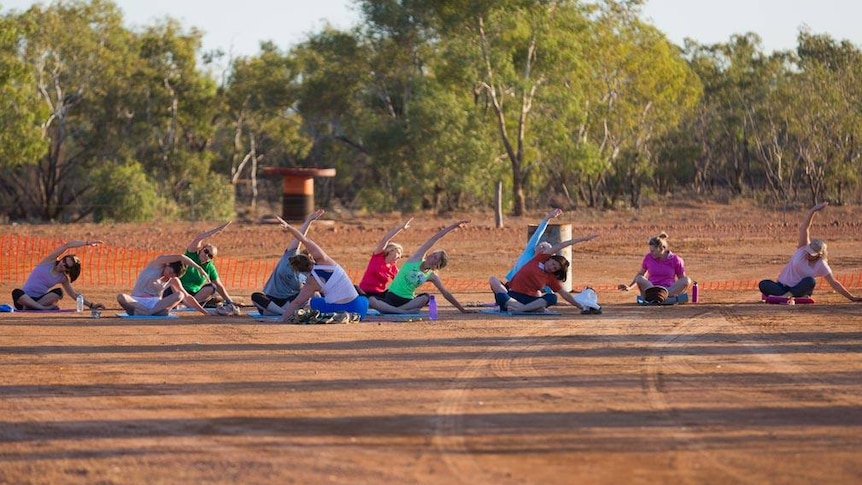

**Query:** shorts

left=132, top=296, right=163, bottom=310
left=383, top=292, right=428, bottom=308
left=494, top=291, right=558, bottom=311
left=359, top=287, right=389, bottom=299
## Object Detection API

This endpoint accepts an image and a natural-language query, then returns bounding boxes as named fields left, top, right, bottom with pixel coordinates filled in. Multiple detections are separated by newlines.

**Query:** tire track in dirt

left=640, top=306, right=861, bottom=484
left=429, top=321, right=570, bottom=484
left=719, top=306, right=862, bottom=407
left=640, top=308, right=763, bottom=485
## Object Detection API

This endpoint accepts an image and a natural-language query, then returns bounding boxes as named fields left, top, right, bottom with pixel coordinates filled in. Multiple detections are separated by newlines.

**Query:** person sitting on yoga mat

left=367, top=220, right=473, bottom=315
left=618, top=232, right=692, bottom=304
left=489, top=233, right=599, bottom=314
left=162, top=221, right=238, bottom=311
left=252, top=209, right=324, bottom=315
left=357, top=217, right=413, bottom=300
left=117, top=255, right=211, bottom=316
left=758, top=202, right=862, bottom=302
left=503, top=208, right=562, bottom=295
left=276, top=223, right=369, bottom=322
left=12, top=240, right=107, bottom=311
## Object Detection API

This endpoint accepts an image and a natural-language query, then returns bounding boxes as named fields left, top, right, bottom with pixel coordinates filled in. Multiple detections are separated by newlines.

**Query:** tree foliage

left=1, top=0, right=862, bottom=222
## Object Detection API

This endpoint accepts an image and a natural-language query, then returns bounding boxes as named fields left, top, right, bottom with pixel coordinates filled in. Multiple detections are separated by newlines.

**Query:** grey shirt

left=262, top=248, right=304, bottom=300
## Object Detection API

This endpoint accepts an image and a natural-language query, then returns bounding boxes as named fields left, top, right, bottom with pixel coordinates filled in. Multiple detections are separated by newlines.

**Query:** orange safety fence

left=2, top=235, right=860, bottom=294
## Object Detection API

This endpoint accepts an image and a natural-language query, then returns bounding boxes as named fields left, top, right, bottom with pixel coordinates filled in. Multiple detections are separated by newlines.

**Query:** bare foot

left=506, top=300, right=524, bottom=312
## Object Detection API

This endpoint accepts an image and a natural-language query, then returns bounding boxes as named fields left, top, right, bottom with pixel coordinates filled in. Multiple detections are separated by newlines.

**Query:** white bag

left=573, top=287, right=600, bottom=310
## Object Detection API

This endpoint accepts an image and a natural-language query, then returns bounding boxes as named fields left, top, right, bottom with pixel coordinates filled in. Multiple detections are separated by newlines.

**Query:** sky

left=2, top=0, right=861, bottom=58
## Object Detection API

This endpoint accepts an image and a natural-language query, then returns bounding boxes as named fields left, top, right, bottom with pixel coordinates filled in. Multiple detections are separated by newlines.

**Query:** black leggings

left=12, top=288, right=64, bottom=310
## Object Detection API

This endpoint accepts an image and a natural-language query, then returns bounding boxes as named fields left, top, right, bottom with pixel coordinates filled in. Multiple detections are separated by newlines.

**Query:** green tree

left=0, top=11, right=48, bottom=219
left=575, top=1, right=701, bottom=207
left=9, top=0, right=135, bottom=220
left=90, top=161, right=166, bottom=222
left=786, top=32, right=862, bottom=204
left=0, top=13, right=45, bottom=169
left=218, top=42, right=310, bottom=214
left=451, top=1, right=594, bottom=215
left=127, top=18, right=219, bottom=209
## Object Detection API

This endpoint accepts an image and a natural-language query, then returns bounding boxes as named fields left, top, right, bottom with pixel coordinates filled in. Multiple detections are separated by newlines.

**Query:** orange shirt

left=508, top=254, right=563, bottom=296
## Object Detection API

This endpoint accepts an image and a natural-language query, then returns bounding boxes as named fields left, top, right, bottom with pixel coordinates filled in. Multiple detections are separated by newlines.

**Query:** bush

left=90, top=162, right=166, bottom=222
left=182, top=175, right=235, bottom=221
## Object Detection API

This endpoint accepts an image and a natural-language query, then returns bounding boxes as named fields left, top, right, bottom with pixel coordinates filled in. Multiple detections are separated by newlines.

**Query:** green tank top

left=388, top=260, right=433, bottom=299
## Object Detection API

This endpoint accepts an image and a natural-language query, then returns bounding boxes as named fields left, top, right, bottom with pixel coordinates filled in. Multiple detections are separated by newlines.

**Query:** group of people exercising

left=11, top=202, right=862, bottom=321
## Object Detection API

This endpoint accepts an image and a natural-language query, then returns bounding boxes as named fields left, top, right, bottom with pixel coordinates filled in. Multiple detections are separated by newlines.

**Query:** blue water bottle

left=428, top=295, right=438, bottom=320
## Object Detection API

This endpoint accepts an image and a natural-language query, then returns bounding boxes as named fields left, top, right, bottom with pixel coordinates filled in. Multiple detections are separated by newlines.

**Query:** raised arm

left=797, top=202, right=828, bottom=248
left=280, top=223, right=335, bottom=266
left=506, top=209, right=562, bottom=280
left=548, top=234, right=598, bottom=255
left=528, top=209, right=562, bottom=250
left=39, top=240, right=103, bottom=265
left=283, top=210, right=324, bottom=252
left=406, top=220, right=469, bottom=263
left=372, top=218, right=413, bottom=254
left=186, top=221, right=232, bottom=252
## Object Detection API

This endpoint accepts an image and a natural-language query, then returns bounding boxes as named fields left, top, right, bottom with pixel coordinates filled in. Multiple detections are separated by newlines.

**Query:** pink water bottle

left=692, top=282, right=699, bottom=303
left=428, top=295, right=438, bottom=320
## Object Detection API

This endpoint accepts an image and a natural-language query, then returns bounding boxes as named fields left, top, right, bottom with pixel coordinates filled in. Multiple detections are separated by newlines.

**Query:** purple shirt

left=22, top=261, right=66, bottom=296
left=641, top=251, right=686, bottom=288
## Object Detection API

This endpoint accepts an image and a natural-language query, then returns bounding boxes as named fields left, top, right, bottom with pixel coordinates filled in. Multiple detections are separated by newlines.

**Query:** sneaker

left=581, top=306, right=602, bottom=315
left=251, top=293, right=271, bottom=313
left=676, top=293, right=689, bottom=304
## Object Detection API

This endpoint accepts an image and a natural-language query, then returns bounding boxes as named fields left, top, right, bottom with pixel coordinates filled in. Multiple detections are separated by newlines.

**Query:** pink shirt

left=358, top=252, right=398, bottom=294
left=641, top=251, right=685, bottom=288
left=777, top=247, right=832, bottom=286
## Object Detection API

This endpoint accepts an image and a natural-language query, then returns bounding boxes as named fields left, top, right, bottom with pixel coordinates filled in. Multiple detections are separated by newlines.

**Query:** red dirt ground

left=1, top=201, right=861, bottom=484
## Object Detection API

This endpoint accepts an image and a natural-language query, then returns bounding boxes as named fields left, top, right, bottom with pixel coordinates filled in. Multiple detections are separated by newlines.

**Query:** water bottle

left=428, top=295, right=438, bottom=320
left=691, top=282, right=699, bottom=303
left=76, top=294, right=85, bottom=313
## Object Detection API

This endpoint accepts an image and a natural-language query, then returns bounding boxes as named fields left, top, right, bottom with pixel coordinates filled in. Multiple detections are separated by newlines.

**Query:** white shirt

left=778, top=247, right=832, bottom=286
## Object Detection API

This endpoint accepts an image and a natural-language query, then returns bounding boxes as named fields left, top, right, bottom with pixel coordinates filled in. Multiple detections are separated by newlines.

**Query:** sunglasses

left=202, top=248, right=214, bottom=258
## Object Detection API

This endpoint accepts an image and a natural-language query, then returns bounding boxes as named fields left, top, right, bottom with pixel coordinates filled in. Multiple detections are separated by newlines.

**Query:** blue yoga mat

left=366, top=309, right=425, bottom=318
left=247, top=311, right=281, bottom=319
left=480, top=308, right=562, bottom=316
left=115, top=312, right=179, bottom=319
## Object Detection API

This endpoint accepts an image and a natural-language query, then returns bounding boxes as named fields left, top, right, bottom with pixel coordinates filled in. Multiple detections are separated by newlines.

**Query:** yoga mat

left=480, top=308, right=562, bottom=316
left=116, top=312, right=179, bottom=319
